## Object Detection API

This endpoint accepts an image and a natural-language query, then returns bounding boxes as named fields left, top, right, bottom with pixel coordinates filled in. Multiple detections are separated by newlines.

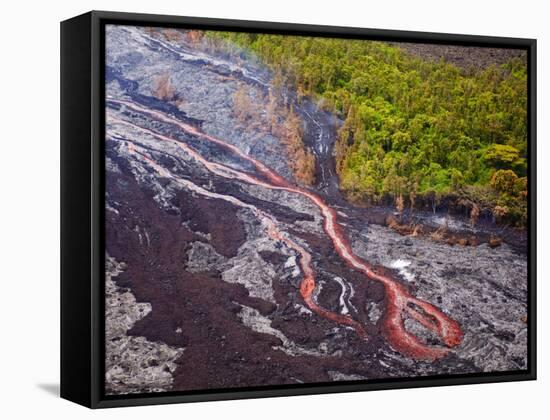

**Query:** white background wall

left=0, top=0, right=547, bottom=417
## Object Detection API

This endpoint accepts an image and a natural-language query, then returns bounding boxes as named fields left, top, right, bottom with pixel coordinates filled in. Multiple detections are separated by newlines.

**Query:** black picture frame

left=61, top=10, right=537, bottom=409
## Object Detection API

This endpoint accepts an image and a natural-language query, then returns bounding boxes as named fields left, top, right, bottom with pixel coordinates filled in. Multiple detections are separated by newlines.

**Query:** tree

left=265, top=91, right=278, bottom=134
left=153, top=73, right=176, bottom=101
left=490, top=169, right=518, bottom=194
left=409, top=188, right=417, bottom=213
left=161, top=29, right=183, bottom=43
left=395, top=194, right=405, bottom=219
left=470, top=203, right=480, bottom=227
left=232, top=87, right=255, bottom=123
left=185, top=30, right=204, bottom=45
left=485, top=144, right=525, bottom=173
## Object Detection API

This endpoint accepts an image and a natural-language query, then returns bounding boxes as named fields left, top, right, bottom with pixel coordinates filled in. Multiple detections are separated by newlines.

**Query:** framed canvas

left=60, top=10, right=536, bottom=408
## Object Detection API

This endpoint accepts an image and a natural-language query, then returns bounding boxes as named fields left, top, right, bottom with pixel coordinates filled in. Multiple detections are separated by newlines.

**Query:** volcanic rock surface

left=104, top=25, right=528, bottom=395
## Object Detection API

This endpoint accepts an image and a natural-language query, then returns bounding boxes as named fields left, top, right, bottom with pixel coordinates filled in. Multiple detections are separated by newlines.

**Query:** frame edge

left=75, top=9, right=537, bottom=408
left=60, top=11, right=94, bottom=408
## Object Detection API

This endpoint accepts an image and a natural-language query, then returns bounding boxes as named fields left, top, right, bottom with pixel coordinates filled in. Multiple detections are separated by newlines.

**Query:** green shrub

left=208, top=32, right=528, bottom=226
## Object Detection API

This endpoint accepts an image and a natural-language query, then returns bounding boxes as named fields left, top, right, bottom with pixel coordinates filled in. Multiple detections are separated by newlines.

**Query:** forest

left=205, top=32, right=528, bottom=227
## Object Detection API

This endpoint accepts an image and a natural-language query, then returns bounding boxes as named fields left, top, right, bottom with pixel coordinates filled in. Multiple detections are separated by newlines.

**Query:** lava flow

left=116, top=131, right=369, bottom=341
left=108, top=99, right=463, bottom=361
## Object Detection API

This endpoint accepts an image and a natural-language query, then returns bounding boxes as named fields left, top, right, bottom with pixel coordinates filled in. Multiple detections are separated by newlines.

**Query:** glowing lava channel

left=119, top=136, right=368, bottom=340
left=108, top=99, right=463, bottom=361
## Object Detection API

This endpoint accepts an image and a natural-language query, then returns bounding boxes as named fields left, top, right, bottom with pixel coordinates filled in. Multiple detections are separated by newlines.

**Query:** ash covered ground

left=104, top=25, right=528, bottom=395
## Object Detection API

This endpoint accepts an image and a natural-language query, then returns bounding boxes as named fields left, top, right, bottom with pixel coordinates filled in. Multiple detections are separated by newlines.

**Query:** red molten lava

left=108, top=99, right=463, bottom=361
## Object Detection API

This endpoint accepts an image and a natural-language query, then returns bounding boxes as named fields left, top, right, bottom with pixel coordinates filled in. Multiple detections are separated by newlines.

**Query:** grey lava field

left=104, top=25, right=528, bottom=395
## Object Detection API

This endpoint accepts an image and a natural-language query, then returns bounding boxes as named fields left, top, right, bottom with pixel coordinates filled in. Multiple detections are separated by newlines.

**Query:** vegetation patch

left=210, top=32, right=527, bottom=226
